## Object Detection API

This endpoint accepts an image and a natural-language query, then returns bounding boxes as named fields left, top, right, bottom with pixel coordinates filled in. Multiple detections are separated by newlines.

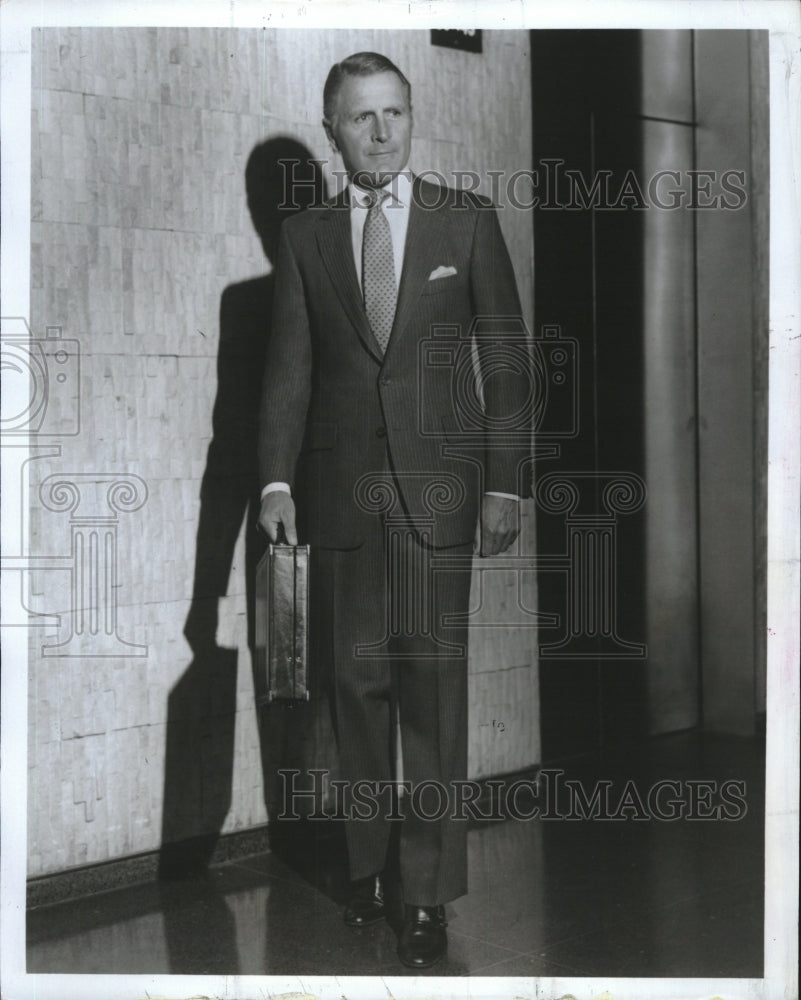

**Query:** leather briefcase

left=254, top=544, right=311, bottom=703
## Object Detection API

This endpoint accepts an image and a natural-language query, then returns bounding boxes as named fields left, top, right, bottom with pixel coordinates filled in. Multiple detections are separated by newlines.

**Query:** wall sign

left=430, top=30, right=483, bottom=54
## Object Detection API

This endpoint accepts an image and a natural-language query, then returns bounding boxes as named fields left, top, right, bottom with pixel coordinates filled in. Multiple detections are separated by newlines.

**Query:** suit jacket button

left=376, top=426, right=387, bottom=438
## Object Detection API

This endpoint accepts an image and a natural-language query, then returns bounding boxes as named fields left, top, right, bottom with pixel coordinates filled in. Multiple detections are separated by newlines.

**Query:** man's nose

left=372, top=115, right=390, bottom=142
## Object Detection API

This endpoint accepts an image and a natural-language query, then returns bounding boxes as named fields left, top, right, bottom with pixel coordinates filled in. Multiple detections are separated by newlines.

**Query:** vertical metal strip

left=690, top=29, right=704, bottom=727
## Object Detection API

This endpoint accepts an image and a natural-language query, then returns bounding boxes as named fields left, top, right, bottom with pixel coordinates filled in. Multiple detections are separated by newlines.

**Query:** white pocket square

left=428, top=265, right=458, bottom=281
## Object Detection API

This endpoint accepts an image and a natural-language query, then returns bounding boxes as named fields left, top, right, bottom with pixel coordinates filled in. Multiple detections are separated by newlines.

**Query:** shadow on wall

left=158, top=137, right=331, bottom=881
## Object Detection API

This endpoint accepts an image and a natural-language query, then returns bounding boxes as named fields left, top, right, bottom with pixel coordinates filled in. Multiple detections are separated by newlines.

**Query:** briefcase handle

left=274, top=522, right=291, bottom=547
left=259, top=519, right=302, bottom=549
left=268, top=532, right=311, bottom=556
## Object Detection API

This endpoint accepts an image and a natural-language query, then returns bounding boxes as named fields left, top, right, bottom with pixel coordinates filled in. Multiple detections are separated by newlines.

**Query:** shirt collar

left=349, top=170, right=413, bottom=209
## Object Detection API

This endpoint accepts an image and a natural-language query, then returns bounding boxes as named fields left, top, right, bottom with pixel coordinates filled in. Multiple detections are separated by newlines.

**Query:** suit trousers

left=311, top=495, right=473, bottom=906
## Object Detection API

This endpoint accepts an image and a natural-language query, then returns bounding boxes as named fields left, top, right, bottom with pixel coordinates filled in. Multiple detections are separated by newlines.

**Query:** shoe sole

left=397, top=945, right=447, bottom=969
left=397, top=953, right=446, bottom=969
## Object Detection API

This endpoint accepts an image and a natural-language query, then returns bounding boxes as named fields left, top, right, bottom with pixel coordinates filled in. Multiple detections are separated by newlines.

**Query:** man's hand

left=474, top=494, right=519, bottom=557
left=258, top=490, right=298, bottom=545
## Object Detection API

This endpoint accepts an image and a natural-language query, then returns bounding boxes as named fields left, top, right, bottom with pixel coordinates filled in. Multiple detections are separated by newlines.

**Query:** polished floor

left=27, top=731, right=765, bottom=977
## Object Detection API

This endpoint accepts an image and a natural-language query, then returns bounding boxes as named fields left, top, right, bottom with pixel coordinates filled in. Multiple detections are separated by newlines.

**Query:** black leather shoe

left=397, top=904, right=447, bottom=968
left=344, top=874, right=386, bottom=927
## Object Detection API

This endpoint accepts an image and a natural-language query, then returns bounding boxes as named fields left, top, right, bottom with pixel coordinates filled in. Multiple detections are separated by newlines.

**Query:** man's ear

left=322, top=118, right=338, bottom=152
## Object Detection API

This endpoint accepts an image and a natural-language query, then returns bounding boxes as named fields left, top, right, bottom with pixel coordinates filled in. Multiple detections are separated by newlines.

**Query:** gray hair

left=323, top=51, right=411, bottom=122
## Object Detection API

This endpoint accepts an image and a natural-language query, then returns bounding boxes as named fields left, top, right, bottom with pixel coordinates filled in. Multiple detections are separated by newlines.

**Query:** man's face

left=325, top=71, right=412, bottom=189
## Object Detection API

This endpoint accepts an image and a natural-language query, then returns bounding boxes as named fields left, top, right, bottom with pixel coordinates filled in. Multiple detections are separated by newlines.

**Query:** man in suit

left=257, top=51, right=530, bottom=968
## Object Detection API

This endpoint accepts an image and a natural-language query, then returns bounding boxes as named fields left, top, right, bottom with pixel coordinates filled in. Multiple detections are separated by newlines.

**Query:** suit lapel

left=316, top=193, right=384, bottom=362
left=387, top=177, right=447, bottom=355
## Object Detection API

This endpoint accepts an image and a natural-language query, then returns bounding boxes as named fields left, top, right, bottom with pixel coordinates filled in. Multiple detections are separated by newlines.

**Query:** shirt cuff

left=261, top=482, right=291, bottom=501
left=262, top=485, right=515, bottom=501
left=485, top=491, right=520, bottom=502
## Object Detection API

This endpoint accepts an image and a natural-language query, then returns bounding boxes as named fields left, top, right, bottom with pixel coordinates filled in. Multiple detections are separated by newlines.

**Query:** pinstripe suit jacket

left=257, top=176, right=530, bottom=549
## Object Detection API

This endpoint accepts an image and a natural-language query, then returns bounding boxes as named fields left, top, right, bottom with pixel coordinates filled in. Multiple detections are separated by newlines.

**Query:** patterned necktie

left=362, top=190, right=397, bottom=354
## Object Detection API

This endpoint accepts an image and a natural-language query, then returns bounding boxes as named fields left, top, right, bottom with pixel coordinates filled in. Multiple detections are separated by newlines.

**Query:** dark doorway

left=532, top=31, right=648, bottom=761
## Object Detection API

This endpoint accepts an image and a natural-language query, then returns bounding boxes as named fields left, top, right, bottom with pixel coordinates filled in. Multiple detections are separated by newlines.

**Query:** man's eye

left=355, top=114, right=369, bottom=123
